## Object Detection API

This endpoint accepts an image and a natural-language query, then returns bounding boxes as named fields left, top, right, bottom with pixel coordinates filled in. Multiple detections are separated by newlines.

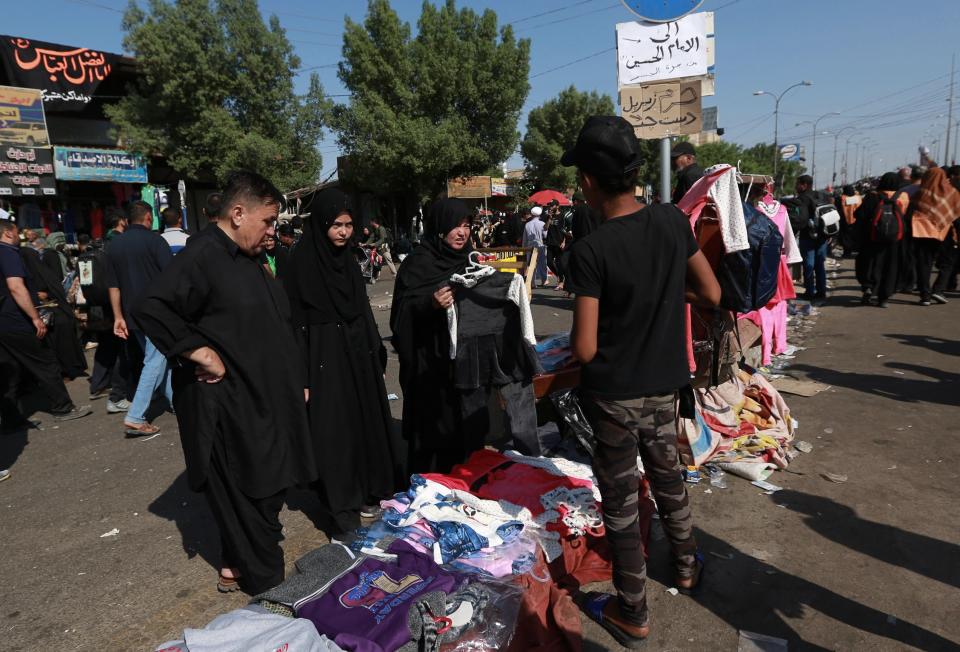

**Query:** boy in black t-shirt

left=562, top=116, right=720, bottom=648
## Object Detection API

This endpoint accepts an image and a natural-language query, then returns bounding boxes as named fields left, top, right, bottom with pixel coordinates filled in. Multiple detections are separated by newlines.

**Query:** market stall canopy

left=528, top=189, right=571, bottom=206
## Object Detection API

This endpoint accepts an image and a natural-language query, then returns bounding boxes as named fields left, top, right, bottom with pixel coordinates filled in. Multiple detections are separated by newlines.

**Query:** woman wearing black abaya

left=390, top=199, right=477, bottom=474
left=19, top=245, right=87, bottom=379
left=284, top=188, right=401, bottom=534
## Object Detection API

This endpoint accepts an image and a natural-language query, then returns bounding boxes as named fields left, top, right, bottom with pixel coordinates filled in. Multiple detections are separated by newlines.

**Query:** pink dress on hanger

left=740, top=194, right=802, bottom=366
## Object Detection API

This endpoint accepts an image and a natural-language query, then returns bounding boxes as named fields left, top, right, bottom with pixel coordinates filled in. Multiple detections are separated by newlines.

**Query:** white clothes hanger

left=451, top=251, right=496, bottom=287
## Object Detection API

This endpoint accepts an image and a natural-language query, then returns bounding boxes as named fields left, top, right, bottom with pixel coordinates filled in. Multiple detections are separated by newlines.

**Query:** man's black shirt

left=672, top=163, right=704, bottom=204
left=105, top=223, right=173, bottom=328
left=567, top=204, right=698, bottom=399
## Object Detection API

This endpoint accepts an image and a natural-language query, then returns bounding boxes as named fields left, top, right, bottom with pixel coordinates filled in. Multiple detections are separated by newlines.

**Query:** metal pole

left=660, top=137, right=672, bottom=204
left=946, top=54, right=955, bottom=165
left=773, top=99, right=780, bottom=181
left=811, top=124, right=818, bottom=187
left=832, top=134, right=839, bottom=186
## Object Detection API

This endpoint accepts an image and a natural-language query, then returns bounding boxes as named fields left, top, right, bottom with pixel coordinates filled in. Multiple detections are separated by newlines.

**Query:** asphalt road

left=1, top=259, right=958, bottom=651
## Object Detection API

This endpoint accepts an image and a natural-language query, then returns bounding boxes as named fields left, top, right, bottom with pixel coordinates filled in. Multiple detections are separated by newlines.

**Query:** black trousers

left=203, top=435, right=287, bottom=595
left=0, top=331, right=74, bottom=424
left=869, top=241, right=899, bottom=303
left=915, top=238, right=951, bottom=300
left=546, top=246, right=565, bottom=283
left=88, top=331, right=133, bottom=402
left=460, top=380, right=541, bottom=457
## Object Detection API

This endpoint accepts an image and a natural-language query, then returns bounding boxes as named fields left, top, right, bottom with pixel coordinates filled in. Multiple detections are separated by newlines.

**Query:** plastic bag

left=549, top=389, right=596, bottom=457
left=410, top=580, right=523, bottom=652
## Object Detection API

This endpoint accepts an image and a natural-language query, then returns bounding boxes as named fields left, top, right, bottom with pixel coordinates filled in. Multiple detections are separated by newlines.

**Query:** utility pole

left=947, top=54, right=956, bottom=166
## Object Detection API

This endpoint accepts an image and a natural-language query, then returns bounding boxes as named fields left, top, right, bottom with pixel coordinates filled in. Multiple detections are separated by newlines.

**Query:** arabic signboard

left=0, top=35, right=120, bottom=112
left=0, top=146, right=56, bottom=196
left=620, top=0, right=705, bottom=22
left=0, top=86, right=49, bottom=148
left=701, top=106, right=717, bottom=132
left=447, top=176, right=492, bottom=199
left=53, top=146, right=147, bottom=183
left=616, top=12, right=713, bottom=86
left=491, top=177, right=509, bottom=196
left=620, top=79, right=702, bottom=139
left=780, top=144, right=801, bottom=161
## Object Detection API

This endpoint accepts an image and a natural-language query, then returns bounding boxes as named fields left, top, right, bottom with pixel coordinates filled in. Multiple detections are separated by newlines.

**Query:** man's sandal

left=581, top=592, right=647, bottom=649
left=676, top=551, right=705, bottom=596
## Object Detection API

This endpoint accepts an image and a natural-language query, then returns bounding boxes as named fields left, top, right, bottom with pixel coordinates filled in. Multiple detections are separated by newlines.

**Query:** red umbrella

left=528, top=189, right=572, bottom=206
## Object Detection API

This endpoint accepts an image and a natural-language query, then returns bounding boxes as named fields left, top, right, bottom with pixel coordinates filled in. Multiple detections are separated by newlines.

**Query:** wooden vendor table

left=533, top=365, right=580, bottom=400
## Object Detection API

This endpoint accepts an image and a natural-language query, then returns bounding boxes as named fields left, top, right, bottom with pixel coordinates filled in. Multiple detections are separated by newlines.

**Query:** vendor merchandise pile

left=156, top=448, right=622, bottom=652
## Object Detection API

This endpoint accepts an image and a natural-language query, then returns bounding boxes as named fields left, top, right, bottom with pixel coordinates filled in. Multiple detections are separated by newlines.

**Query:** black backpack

left=717, top=203, right=784, bottom=313
left=871, top=192, right=904, bottom=243
left=77, top=247, right=110, bottom=307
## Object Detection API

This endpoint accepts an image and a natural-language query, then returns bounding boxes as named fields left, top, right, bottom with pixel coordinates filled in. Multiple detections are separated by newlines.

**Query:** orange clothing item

left=912, top=167, right=960, bottom=241
left=840, top=193, right=862, bottom=225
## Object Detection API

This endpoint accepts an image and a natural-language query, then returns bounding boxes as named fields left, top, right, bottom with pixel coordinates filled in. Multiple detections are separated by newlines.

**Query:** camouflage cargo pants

left=583, top=392, right=698, bottom=626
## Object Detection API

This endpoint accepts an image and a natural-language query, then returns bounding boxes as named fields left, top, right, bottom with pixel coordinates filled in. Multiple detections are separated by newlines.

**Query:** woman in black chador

left=390, top=199, right=474, bottom=474
left=284, top=188, right=400, bottom=533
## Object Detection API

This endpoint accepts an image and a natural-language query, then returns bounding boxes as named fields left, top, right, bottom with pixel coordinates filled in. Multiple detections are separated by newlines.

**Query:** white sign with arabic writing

left=616, top=12, right=709, bottom=86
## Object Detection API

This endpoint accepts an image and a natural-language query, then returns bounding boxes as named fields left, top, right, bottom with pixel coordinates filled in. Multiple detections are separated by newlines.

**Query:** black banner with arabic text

left=0, top=35, right=120, bottom=112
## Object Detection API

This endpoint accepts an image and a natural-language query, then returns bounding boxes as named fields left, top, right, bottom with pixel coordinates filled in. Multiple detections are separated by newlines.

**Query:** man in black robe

left=135, top=171, right=317, bottom=594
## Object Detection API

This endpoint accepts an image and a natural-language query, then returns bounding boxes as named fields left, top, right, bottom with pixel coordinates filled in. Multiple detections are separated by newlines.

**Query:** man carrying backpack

left=854, top=172, right=909, bottom=308
left=795, top=175, right=836, bottom=303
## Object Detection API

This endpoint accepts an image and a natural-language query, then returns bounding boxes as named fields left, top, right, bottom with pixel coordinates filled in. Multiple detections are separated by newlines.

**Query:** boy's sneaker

left=919, top=299, right=932, bottom=306
left=0, top=469, right=10, bottom=483
left=931, top=293, right=948, bottom=304
left=107, top=399, right=130, bottom=414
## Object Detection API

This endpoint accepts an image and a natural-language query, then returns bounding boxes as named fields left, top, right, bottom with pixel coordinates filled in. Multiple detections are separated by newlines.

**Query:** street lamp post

left=842, top=132, right=860, bottom=185
left=832, top=126, right=856, bottom=186
left=810, top=112, right=840, bottom=187
left=754, top=81, right=812, bottom=184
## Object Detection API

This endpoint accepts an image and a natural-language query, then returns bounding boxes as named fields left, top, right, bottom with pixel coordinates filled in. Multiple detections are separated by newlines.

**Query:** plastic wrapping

left=424, top=580, right=524, bottom=652
left=549, top=389, right=596, bottom=457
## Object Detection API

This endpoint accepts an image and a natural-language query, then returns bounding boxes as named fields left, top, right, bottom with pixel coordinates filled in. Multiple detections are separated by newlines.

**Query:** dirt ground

left=1, top=259, right=958, bottom=651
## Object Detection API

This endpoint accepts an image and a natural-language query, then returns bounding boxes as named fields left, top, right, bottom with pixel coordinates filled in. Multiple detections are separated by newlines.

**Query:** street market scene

left=0, top=1, right=958, bottom=651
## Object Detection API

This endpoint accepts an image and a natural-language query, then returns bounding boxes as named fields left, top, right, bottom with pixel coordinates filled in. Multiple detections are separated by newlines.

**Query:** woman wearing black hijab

left=854, top=172, right=910, bottom=307
left=284, top=188, right=400, bottom=533
left=390, top=199, right=475, bottom=474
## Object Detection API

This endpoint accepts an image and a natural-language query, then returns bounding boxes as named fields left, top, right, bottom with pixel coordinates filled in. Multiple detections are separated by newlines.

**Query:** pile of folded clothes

left=156, top=448, right=636, bottom=652
left=678, top=366, right=797, bottom=482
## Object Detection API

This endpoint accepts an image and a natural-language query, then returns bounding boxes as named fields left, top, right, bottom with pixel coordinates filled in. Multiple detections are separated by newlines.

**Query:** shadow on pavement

left=0, top=427, right=28, bottom=471
left=788, top=362, right=959, bottom=407
left=884, top=333, right=960, bottom=357
left=148, top=471, right=221, bottom=570
left=773, top=490, right=960, bottom=591
left=677, top=529, right=957, bottom=651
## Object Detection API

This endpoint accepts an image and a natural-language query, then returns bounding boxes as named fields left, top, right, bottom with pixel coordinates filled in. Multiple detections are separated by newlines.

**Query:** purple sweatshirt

left=296, top=541, right=465, bottom=652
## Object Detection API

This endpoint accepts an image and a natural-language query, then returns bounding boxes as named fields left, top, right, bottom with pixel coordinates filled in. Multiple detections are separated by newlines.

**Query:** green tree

left=106, top=0, right=331, bottom=190
left=692, top=140, right=807, bottom=193
left=520, top=86, right=614, bottom=191
left=332, top=0, right=531, bottom=196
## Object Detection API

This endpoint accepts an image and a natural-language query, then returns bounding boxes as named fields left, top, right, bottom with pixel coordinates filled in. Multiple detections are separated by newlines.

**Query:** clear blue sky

left=6, top=0, right=960, bottom=187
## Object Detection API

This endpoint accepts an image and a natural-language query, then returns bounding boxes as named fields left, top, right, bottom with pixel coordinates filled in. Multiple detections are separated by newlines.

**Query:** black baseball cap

left=670, top=141, right=696, bottom=159
left=561, top=116, right=644, bottom=177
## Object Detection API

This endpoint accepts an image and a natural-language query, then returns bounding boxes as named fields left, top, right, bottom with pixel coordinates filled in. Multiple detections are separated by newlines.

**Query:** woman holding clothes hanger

left=284, top=187, right=402, bottom=534
left=392, top=198, right=542, bottom=475
left=391, top=199, right=476, bottom=474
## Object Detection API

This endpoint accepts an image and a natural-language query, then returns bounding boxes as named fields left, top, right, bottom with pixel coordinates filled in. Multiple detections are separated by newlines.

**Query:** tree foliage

left=696, top=140, right=807, bottom=192
left=106, top=0, right=331, bottom=190
left=332, top=0, right=531, bottom=196
left=520, top=86, right=614, bottom=191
